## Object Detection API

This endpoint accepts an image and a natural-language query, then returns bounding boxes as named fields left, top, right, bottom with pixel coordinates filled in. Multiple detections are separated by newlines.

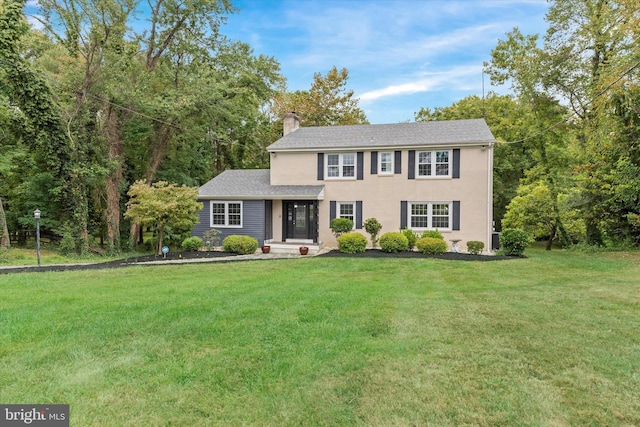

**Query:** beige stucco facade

left=268, top=145, right=494, bottom=251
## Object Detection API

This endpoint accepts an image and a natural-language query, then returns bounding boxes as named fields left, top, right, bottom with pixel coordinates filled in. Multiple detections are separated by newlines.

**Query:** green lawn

left=1, top=248, right=639, bottom=426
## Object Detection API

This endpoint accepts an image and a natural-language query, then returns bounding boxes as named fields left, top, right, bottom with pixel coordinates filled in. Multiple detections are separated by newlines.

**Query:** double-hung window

left=409, top=202, right=451, bottom=230
left=379, top=152, right=393, bottom=174
left=417, top=150, right=451, bottom=177
left=327, top=153, right=356, bottom=178
left=337, top=202, right=355, bottom=223
left=211, top=201, right=242, bottom=227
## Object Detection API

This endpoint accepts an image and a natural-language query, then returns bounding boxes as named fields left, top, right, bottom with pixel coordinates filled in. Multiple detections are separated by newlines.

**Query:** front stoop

left=261, top=242, right=322, bottom=255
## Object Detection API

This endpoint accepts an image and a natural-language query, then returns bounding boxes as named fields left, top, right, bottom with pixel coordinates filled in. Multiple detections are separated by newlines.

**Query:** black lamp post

left=34, top=209, right=41, bottom=266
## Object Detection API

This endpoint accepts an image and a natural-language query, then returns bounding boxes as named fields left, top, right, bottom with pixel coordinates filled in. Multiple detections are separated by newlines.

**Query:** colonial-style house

left=193, top=113, right=496, bottom=253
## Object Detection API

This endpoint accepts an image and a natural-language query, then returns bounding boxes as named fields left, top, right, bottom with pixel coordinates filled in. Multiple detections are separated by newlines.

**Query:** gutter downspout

left=487, top=142, right=495, bottom=254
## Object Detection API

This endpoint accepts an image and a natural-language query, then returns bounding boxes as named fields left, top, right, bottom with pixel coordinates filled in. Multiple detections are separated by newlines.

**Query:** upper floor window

left=211, top=201, right=242, bottom=228
left=379, top=152, right=393, bottom=175
left=327, top=153, right=356, bottom=178
left=417, top=150, right=450, bottom=177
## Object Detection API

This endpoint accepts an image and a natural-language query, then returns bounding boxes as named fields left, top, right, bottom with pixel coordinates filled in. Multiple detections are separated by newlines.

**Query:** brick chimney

left=283, top=112, right=300, bottom=136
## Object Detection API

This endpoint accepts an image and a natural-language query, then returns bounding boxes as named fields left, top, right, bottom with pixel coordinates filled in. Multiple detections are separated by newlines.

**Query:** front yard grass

left=1, top=248, right=639, bottom=426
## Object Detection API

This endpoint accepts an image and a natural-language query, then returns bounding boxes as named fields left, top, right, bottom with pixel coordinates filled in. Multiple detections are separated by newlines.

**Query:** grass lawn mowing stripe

left=0, top=248, right=639, bottom=426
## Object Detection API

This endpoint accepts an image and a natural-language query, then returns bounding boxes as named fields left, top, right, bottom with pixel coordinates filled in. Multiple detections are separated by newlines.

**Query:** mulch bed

left=0, top=249, right=521, bottom=274
left=0, top=251, right=239, bottom=275
left=317, top=249, right=520, bottom=261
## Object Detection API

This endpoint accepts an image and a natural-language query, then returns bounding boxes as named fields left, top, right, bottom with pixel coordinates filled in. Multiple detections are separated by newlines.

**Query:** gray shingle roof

left=199, top=169, right=324, bottom=200
left=267, top=118, right=495, bottom=151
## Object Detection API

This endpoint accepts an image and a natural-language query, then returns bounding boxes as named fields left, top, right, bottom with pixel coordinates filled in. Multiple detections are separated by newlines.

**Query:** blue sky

left=24, top=0, right=551, bottom=124
left=222, top=0, right=551, bottom=124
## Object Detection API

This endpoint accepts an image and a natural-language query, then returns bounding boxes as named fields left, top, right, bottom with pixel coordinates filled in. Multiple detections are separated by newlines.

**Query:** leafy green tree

left=0, top=0, right=91, bottom=252
left=124, top=181, right=202, bottom=254
left=416, top=93, right=540, bottom=229
left=271, top=67, right=368, bottom=129
left=485, top=0, right=639, bottom=245
left=502, top=180, right=584, bottom=250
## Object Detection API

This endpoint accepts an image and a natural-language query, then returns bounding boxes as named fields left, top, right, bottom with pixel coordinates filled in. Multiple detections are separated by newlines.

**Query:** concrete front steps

left=260, top=241, right=322, bottom=256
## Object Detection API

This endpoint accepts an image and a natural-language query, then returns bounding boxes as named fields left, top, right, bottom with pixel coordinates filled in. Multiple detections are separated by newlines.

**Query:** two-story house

left=193, top=113, right=496, bottom=253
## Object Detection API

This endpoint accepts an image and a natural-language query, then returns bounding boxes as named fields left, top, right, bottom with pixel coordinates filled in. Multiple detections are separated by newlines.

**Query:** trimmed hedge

left=222, top=235, right=259, bottom=255
left=500, top=228, right=530, bottom=256
left=181, top=236, right=203, bottom=252
left=379, top=232, right=409, bottom=253
left=466, top=240, right=484, bottom=255
left=337, top=232, right=368, bottom=254
left=421, top=229, right=444, bottom=240
left=416, top=237, right=448, bottom=254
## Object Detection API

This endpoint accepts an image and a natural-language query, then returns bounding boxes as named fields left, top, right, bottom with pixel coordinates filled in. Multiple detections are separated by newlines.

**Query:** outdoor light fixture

left=34, top=209, right=41, bottom=266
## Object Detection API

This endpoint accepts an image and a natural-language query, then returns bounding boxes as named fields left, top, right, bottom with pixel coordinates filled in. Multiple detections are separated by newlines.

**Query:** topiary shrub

left=379, top=232, right=409, bottom=253
left=330, top=217, right=354, bottom=238
left=337, top=232, right=368, bottom=254
left=421, top=229, right=444, bottom=240
left=467, top=241, right=484, bottom=255
left=222, top=235, right=259, bottom=255
left=500, top=228, right=530, bottom=256
left=181, top=236, right=203, bottom=251
left=416, top=237, right=448, bottom=254
left=401, top=228, right=418, bottom=250
left=363, top=218, right=382, bottom=248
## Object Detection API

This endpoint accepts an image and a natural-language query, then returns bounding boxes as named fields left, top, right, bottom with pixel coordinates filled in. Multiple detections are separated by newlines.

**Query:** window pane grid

left=410, top=203, right=429, bottom=228
left=326, top=153, right=357, bottom=178
left=339, top=203, right=355, bottom=222
left=417, top=150, right=450, bottom=177
left=211, top=201, right=242, bottom=227
left=409, top=202, right=451, bottom=230
left=380, top=152, right=392, bottom=173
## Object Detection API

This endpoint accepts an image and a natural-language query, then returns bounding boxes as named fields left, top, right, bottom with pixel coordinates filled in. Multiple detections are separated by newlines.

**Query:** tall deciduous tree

left=0, top=0, right=90, bottom=252
left=21, top=0, right=283, bottom=252
left=415, top=93, right=541, bottom=229
left=486, top=0, right=640, bottom=246
left=271, top=67, right=368, bottom=129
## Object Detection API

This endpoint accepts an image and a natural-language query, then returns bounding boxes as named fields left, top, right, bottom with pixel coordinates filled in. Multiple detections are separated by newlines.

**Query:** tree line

left=417, top=0, right=640, bottom=249
left=0, top=0, right=366, bottom=253
left=1, top=0, right=638, bottom=253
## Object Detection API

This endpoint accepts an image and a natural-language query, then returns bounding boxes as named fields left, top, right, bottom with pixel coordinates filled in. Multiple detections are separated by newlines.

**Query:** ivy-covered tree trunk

left=0, top=198, right=9, bottom=249
left=0, top=0, right=89, bottom=251
left=103, top=103, right=124, bottom=253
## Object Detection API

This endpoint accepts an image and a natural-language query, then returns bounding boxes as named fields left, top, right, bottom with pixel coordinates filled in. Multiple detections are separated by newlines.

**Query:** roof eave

left=268, top=140, right=497, bottom=153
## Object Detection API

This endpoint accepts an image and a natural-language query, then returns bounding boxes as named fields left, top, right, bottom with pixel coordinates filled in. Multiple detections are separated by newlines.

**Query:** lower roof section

left=198, top=169, right=325, bottom=200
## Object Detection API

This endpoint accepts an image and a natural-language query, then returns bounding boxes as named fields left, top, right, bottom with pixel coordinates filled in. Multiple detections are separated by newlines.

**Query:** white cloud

left=358, top=65, right=482, bottom=102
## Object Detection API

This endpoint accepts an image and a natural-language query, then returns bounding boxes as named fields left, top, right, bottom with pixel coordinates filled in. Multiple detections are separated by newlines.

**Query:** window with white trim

left=211, top=201, right=243, bottom=227
left=379, top=152, right=393, bottom=174
left=327, top=153, right=356, bottom=178
left=409, top=202, right=451, bottom=230
left=417, top=150, right=450, bottom=177
left=338, top=202, right=355, bottom=223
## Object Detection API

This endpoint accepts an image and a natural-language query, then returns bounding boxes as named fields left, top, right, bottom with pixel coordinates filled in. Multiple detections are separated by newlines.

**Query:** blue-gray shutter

left=395, top=150, right=402, bottom=174
left=453, top=201, right=460, bottom=231
left=453, top=149, right=460, bottom=179
left=357, top=152, right=364, bottom=180
left=400, top=201, right=408, bottom=229
left=330, top=201, right=336, bottom=225
left=317, top=153, right=324, bottom=180
left=356, top=201, right=363, bottom=229
left=408, top=150, right=415, bottom=179
left=371, top=151, right=378, bottom=174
